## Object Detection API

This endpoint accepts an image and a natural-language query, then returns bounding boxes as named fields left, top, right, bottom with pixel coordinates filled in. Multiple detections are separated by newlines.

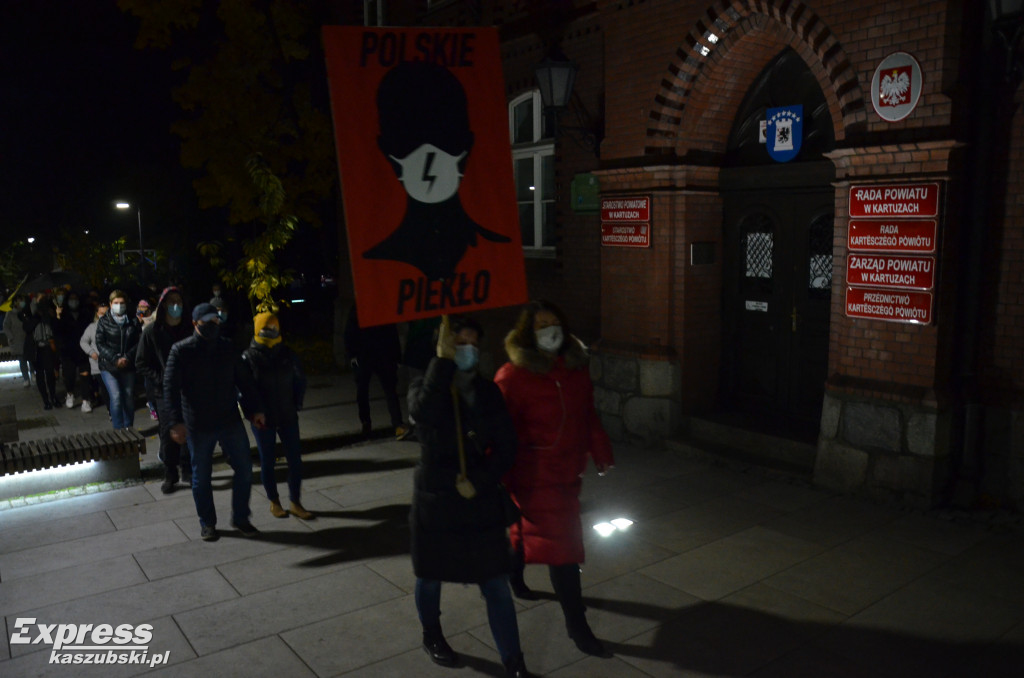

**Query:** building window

left=510, top=91, right=555, bottom=252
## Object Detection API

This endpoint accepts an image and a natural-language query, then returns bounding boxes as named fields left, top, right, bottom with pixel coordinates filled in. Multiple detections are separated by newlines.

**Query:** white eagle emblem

left=879, top=69, right=910, bottom=107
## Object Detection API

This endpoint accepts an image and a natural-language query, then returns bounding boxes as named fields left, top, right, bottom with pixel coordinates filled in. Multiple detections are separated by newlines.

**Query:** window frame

left=509, top=91, right=556, bottom=255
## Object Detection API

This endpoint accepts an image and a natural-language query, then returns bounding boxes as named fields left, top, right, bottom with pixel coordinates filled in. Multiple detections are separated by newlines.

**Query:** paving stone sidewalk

left=2, top=361, right=1023, bottom=676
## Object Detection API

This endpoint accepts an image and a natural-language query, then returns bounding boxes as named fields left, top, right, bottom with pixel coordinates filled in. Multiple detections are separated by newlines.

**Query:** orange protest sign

left=323, top=27, right=527, bottom=328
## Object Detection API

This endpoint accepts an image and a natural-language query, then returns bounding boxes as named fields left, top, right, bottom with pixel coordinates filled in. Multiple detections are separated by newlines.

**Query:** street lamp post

left=116, top=202, right=144, bottom=281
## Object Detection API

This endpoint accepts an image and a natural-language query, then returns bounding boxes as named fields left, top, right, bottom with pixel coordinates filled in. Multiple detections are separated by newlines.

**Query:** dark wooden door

left=720, top=164, right=834, bottom=428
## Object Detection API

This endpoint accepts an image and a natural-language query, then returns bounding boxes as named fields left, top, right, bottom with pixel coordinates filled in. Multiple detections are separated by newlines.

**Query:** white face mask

left=389, top=143, right=466, bottom=204
left=111, top=303, right=126, bottom=317
left=535, top=325, right=564, bottom=353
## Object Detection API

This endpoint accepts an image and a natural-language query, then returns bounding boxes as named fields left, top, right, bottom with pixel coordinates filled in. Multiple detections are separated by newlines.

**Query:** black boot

left=422, top=625, right=459, bottom=667
left=550, top=564, right=612, bottom=658
left=509, top=548, right=538, bottom=600
left=503, top=652, right=533, bottom=677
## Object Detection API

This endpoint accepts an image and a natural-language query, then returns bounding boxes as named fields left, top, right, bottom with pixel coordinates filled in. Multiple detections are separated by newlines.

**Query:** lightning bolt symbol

left=421, top=151, right=437, bottom=194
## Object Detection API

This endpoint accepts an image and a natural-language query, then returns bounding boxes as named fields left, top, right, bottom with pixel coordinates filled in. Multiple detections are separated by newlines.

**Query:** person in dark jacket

left=54, top=291, right=92, bottom=409
left=242, top=312, right=312, bottom=520
left=135, top=287, right=193, bottom=494
left=22, top=295, right=59, bottom=409
left=95, top=290, right=142, bottom=429
left=344, top=303, right=407, bottom=438
left=408, top=315, right=531, bottom=678
left=494, top=300, right=615, bottom=658
left=165, top=303, right=265, bottom=542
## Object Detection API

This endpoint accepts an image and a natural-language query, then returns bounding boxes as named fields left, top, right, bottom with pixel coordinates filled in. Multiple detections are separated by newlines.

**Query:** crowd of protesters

left=2, top=283, right=614, bottom=677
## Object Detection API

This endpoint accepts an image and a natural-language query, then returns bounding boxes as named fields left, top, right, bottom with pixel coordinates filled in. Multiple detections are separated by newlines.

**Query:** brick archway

left=644, top=0, right=867, bottom=158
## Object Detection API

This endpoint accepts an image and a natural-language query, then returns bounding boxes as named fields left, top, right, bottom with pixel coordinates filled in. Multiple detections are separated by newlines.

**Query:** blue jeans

left=251, top=422, right=303, bottom=503
left=100, top=370, right=135, bottom=429
left=187, top=419, right=253, bottom=529
left=415, top=576, right=521, bottom=664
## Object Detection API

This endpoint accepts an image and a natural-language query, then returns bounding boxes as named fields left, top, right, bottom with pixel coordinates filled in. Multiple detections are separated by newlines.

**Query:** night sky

left=2, top=1, right=199, bottom=254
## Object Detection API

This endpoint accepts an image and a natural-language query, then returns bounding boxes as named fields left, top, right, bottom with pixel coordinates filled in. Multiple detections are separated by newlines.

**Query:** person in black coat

left=242, top=312, right=312, bottom=520
left=95, top=290, right=142, bottom=429
left=344, top=303, right=407, bottom=438
left=408, top=315, right=531, bottom=677
left=135, top=287, right=193, bottom=493
left=22, top=295, right=59, bottom=409
left=54, top=291, right=92, bottom=409
left=164, top=303, right=265, bottom=542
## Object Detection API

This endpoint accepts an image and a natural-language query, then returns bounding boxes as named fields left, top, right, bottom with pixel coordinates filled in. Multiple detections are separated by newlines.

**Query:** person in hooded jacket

left=79, top=301, right=109, bottom=413
left=494, top=300, right=615, bottom=658
left=408, top=315, right=532, bottom=678
left=135, top=287, right=193, bottom=493
left=95, top=290, right=142, bottom=429
left=22, top=295, right=60, bottom=409
left=242, top=312, right=313, bottom=520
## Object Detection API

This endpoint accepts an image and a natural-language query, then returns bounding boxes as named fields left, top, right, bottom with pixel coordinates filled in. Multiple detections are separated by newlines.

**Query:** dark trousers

left=155, top=398, right=190, bottom=482
left=34, top=348, right=57, bottom=405
left=18, top=356, right=31, bottom=381
left=354, top=360, right=403, bottom=428
left=60, top=354, right=90, bottom=400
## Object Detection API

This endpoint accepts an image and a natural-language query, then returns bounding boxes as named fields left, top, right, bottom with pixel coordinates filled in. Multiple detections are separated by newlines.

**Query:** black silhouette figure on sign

left=364, top=61, right=510, bottom=281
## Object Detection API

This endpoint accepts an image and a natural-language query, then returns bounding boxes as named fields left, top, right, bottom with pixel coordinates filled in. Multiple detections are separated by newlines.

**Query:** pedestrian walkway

left=2, top=359, right=1023, bottom=676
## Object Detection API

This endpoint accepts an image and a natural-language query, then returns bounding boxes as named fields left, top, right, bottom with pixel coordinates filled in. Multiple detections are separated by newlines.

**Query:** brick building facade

left=353, top=0, right=1024, bottom=510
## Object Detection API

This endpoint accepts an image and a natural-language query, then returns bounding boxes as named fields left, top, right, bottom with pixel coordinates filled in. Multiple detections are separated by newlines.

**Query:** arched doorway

left=719, top=48, right=836, bottom=439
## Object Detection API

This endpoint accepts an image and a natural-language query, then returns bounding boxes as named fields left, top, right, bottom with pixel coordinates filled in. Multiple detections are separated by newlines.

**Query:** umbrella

left=21, top=271, right=84, bottom=295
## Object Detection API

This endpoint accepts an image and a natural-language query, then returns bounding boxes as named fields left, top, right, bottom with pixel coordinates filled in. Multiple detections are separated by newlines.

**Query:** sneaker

left=149, top=408, right=159, bottom=421
left=200, top=525, right=219, bottom=541
left=22, top=379, right=31, bottom=389
left=81, top=400, right=93, bottom=413
left=65, top=393, right=75, bottom=409
left=230, top=520, right=260, bottom=537
left=160, top=479, right=177, bottom=495
left=270, top=500, right=288, bottom=518
left=289, top=501, right=314, bottom=520
left=395, top=425, right=412, bottom=441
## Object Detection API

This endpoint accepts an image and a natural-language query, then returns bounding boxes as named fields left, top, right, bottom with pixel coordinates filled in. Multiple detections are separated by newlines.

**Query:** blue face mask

left=453, top=344, right=479, bottom=372
left=218, top=310, right=228, bottom=322
left=167, top=304, right=183, bottom=319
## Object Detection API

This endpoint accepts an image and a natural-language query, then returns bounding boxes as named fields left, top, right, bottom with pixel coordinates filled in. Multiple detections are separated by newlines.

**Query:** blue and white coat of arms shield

left=766, top=105, right=803, bottom=163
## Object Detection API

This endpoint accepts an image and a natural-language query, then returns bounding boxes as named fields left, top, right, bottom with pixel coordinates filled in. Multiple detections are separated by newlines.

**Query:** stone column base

left=590, top=346, right=681, bottom=445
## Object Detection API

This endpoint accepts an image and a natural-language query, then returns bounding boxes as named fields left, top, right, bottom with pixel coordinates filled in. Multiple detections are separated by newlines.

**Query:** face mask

left=29, top=301, right=38, bottom=314
left=56, top=295, right=65, bottom=306
left=258, top=327, right=280, bottom=340
left=68, top=299, right=79, bottom=310
left=15, top=301, right=24, bottom=310
left=389, top=143, right=467, bottom=204
left=167, top=304, right=183, bottom=319
left=212, top=289, right=221, bottom=298
left=453, top=344, right=479, bottom=371
left=535, top=325, right=564, bottom=353
left=196, top=322, right=220, bottom=341
left=111, top=303, right=126, bottom=316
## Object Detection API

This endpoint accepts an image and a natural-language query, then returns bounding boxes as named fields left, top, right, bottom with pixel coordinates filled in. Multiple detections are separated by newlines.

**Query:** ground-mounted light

left=593, top=517, right=635, bottom=537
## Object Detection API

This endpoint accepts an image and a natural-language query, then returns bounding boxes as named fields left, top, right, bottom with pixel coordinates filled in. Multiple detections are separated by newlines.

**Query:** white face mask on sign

left=535, top=325, right=564, bottom=353
left=389, top=143, right=466, bottom=204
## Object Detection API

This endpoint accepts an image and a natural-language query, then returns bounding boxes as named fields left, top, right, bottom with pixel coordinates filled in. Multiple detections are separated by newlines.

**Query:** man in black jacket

left=54, top=291, right=92, bottom=409
left=136, top=287, right=192, bottom=494
left=164, top=303, right=266, bottom=542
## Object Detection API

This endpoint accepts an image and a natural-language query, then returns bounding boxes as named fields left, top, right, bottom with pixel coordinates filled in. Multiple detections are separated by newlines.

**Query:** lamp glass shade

left=535, top=58, right=578, bottom=109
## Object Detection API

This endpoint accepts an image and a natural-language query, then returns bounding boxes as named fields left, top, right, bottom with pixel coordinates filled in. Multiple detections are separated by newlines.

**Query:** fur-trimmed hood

left=504, top=327, right=589, bottom=374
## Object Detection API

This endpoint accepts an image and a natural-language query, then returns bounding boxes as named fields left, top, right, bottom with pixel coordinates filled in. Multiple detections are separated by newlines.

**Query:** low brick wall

left=590, top=349, right=681, bottom=445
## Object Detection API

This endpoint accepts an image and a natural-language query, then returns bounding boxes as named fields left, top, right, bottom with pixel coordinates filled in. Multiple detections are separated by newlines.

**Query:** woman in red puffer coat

left=494, top=300, right=615, bottom=658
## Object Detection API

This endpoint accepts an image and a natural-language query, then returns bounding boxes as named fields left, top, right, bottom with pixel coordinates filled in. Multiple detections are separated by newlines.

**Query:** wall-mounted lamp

left=534, top=51, right=601, bottom=157
left=989, top=0, right=1024, bottom=82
